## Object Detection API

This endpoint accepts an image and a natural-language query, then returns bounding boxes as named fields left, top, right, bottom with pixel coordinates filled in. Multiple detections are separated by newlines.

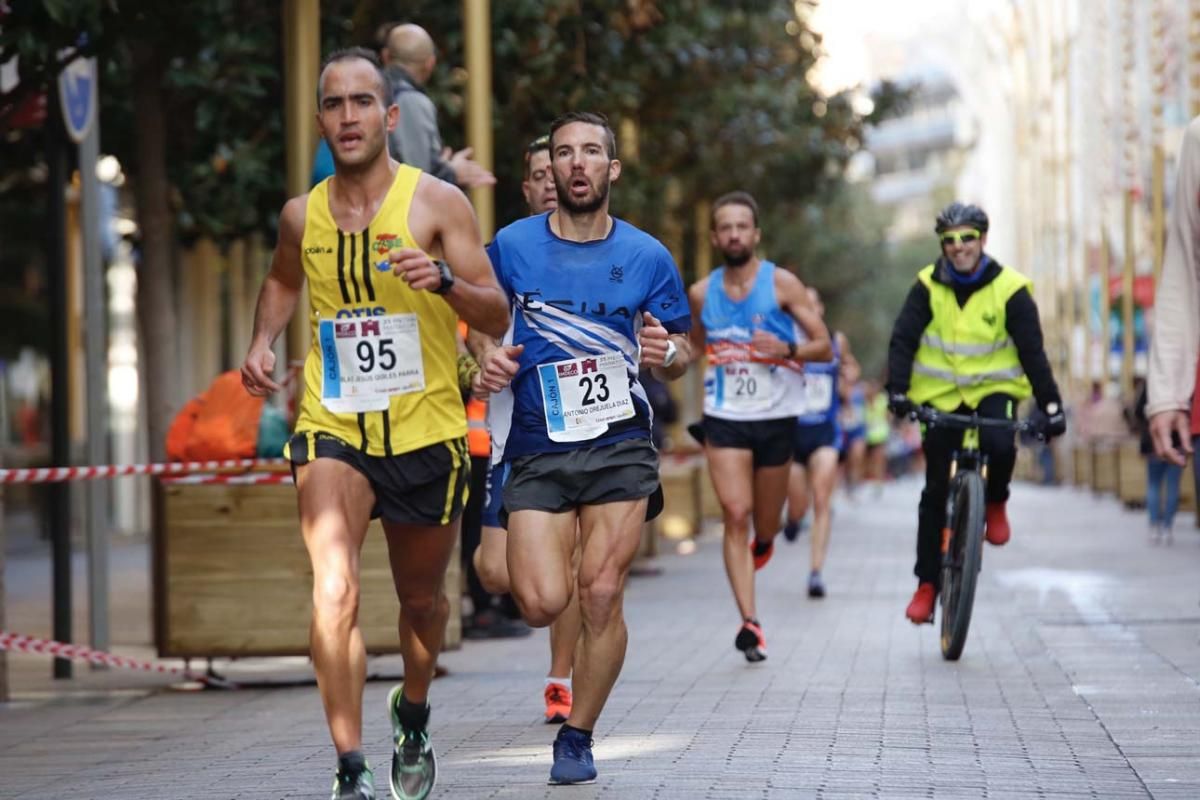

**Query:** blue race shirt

left=487, top=213, right=691, bottom=461
left=701, top=261, right=808, bottom=421
left=797, top=334, right=840, bottom=426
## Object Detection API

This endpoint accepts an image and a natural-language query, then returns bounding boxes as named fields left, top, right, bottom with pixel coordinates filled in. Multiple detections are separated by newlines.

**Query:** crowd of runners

left=239, top=43, right=1064, bottom=800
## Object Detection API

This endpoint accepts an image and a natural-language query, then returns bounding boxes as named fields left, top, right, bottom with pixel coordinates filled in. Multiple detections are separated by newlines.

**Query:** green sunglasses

left=939, top=230, right=981, bottom=246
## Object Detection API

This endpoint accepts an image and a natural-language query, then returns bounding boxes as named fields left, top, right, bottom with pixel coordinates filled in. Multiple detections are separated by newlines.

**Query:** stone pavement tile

left=6, top=480, right=1198, bottom=798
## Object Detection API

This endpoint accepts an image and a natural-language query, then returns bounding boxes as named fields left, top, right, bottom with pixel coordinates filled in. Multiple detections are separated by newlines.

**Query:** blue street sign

left=58, top=57, right=96, bottom=144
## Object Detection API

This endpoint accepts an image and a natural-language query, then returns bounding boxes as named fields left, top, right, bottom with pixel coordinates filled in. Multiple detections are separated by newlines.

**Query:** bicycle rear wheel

left=939, top=470, right=985, bottom=660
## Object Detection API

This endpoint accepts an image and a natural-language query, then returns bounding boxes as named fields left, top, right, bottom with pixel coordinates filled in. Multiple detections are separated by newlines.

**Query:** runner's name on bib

left=538, top=351, right=634, bottom=442
left=319, top=313, right=425, bottom=413
left=803, top=372, right=834, bottom=413
left=711, top=362, right=775, bottom=413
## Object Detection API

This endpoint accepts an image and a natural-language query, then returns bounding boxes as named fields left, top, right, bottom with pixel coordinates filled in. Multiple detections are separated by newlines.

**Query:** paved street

left=3, top=476, right=1200, bottom=799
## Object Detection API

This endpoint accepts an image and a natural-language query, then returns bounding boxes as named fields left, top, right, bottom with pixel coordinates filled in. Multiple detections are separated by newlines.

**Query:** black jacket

left=886, top=256, right=1061, bottom=410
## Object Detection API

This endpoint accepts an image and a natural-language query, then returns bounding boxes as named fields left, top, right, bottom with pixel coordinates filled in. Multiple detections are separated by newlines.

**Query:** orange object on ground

left=166, top=371, right=266, bottom=461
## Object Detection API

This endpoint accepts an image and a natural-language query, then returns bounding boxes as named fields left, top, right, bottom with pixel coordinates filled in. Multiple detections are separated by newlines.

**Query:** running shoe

left=984, top=501, right=1010, bottom=546
left=544, top=682, right=572, bottom=724
left=387, top=684, right=436, bottom=800
left=750, top=537, right=774, bottom=570
left=734, top=619, right=767, bottom=662
left=548, top=726, right=597, bottom=785
left=331, top=763, right=375, bottom=800
left=781, top=519, right=803, bottom=542
left=905, top=582, right=936, bottom=624
left=807, top=571, right=826, bottom=598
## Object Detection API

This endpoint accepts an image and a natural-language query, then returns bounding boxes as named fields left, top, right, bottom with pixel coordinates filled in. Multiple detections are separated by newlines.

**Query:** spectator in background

left=381, top=23, right=495, bottom=189
left=1148, top=115, right=1200, bottom=469
left=1134, top=378, right=1182, bottom=544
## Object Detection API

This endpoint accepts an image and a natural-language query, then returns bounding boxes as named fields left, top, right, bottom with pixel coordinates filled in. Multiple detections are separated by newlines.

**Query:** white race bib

left=538, top=351, right=634, bottom=442
left=318, top=313, right=425, bottom=413
left=803, top=372, right=834, bottom=414
left=711, top=362, right=776, bottom=414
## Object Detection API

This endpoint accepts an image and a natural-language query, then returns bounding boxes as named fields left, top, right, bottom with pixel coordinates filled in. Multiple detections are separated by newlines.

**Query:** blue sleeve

left=644, top=244, right=691, bottom=334
left=310, top=139, right=335, bottom=187
left=486, top=239, right=511, bottom=296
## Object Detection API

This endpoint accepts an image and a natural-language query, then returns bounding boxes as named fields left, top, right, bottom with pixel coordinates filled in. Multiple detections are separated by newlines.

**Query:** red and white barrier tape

left=0, top=631, right=236, bottom=687
left=160, top=472, right=294, bottom=486
left=0, top=458, right=287, bottom=484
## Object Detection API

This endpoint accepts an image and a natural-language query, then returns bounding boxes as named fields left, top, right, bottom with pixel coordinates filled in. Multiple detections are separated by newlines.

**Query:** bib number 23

left=538, top=351, right=634, bottom=442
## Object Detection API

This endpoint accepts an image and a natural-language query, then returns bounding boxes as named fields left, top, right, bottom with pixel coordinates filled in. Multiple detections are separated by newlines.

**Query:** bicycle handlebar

left=908, top=405, right=1043, bottom=438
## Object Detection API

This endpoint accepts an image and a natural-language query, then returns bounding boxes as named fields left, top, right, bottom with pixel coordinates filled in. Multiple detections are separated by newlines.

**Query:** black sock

left=396, top=694, right=431, bottom=732
left=560, top=722, right=593, bottom=739
left=752, top=539, right=771, bottom=556
left=338, top=749, right=366, bottom=775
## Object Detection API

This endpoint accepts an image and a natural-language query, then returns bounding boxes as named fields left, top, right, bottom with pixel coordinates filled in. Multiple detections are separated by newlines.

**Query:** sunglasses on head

left=939, top=230, right=981, bottom=246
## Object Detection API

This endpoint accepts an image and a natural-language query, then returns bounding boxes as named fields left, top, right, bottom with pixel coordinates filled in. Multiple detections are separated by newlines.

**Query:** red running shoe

left=985, top=501, right=1010, bottom=546
left=749, top=537, right=774, bottom=570
left=544, top=681, right=572, bottom=724
left=905, top=582, right=936, bottom=624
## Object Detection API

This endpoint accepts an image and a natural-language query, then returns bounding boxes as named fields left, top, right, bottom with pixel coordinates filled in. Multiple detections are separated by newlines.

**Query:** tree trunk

left=129, top=41, right=178, bottom=462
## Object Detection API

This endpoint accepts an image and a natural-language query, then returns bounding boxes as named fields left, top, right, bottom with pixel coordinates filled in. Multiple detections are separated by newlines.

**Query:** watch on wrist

left=786, top=341, right=798, bottom=359
left=431, top=259, right=455, bottom=295
left=662, top=338, right=678, bottom=368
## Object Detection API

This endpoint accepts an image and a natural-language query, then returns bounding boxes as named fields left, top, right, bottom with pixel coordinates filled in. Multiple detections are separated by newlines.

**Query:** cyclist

left=885, top=202, right=1065, bottom=624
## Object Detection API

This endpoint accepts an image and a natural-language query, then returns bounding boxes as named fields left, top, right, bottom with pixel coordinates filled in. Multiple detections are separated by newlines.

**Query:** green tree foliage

left=2, top=0, right=914, bottom=425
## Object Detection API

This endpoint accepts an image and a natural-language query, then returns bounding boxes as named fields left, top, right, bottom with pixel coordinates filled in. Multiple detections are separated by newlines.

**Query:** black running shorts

left=287, top=432, right=469, bottom=525
left=700, top=415, right=794, bottom=468
left=502, top=437, right=663, bottom=525
left=793, top=419, right=838, bottom=465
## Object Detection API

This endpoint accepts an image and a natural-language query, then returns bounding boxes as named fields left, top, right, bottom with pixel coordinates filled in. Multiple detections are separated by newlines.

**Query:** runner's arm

left=417, top=179, right=510, bottom=338
left=776, top=271, right=832, bottom=362
left=687, top=280, right=708, bottom=356
left=251, top=196, right=306, bottom=347
left=837, top=332, right=861, bottom=385
left=242, top=197, right=306, bottom=395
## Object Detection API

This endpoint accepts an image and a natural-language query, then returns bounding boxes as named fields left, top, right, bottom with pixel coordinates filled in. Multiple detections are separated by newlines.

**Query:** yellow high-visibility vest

left=908, top=263, right=1033, bottom=411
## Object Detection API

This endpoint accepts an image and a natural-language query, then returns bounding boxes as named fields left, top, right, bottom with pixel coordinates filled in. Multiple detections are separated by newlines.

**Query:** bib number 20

left=356, top=338, right=396, bottom=373
left=734, top=375, right=758, bottom=397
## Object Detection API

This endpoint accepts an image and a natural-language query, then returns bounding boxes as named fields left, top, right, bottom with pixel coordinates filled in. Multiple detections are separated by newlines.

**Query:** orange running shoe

left=544, top=681, right=572, bottom=724
left=749, top=537, right=774, bottom=570
left=985, top=502, right=1010, bottom=546
left=905, top=582, right=936, bottom=624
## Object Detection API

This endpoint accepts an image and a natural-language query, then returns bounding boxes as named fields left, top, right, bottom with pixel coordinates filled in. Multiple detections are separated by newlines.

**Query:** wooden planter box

left=154, top=481, right=460, bottom=658
left=1116, top=440, right=1146, bottom=506
left=1091, top=443, right=1118, bottom=495
left=1072, top=445, right=1091, bottom=488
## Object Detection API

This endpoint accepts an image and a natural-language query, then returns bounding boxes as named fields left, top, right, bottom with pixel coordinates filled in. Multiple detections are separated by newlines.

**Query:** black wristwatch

left=431, top=259, right=455, bottom=295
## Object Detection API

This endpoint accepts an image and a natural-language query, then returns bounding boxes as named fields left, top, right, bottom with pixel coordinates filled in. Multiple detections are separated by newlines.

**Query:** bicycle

left=908, top=405, right=1042, bottom=661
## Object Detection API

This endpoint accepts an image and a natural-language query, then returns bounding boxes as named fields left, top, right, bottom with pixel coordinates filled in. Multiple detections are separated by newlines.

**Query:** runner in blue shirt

left=687, top=191, right=831, bottom=663
left=472, top=112, right=693, bottom=787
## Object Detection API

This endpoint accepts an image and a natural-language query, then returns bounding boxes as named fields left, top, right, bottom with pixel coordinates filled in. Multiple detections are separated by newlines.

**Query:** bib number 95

left=356, top=338, right=396, bottom=373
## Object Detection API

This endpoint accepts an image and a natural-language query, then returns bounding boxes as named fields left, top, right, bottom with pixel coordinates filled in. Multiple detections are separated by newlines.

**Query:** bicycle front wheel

left=939, top=469, right=985, bottom=660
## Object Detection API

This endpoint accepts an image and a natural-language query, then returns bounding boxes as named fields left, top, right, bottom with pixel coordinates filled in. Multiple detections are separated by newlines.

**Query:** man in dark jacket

left=885, top=202, right=1066, bottom=624
left=381, top=23, right=495, bottom=189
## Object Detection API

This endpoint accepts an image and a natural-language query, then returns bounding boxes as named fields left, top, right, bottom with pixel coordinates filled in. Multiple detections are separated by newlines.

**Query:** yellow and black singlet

left=289, top=164, right=465, bottom=457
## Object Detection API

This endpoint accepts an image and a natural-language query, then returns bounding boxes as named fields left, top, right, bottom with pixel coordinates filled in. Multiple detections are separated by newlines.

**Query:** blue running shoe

left=387, top=683, right=436, bottom=800
left=549, top=726, right=597, bottom=785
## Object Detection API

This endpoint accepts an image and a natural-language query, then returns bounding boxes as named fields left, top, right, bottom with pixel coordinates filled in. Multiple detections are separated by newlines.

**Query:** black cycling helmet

left=934, top=202, right=989, bottom=234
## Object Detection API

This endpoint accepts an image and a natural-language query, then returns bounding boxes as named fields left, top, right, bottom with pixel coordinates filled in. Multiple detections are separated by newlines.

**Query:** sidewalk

left=2, top=477, right=1199, bottom=798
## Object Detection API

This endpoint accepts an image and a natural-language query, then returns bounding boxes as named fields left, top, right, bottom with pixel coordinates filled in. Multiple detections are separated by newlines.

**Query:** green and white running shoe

left=387, top=683, right=437, bottom=800
left=331, top=762, right=375, bottom=800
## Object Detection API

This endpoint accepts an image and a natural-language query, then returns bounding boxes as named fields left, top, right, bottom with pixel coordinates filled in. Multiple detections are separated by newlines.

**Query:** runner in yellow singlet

left=240, top=47, right=508, bottom=800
